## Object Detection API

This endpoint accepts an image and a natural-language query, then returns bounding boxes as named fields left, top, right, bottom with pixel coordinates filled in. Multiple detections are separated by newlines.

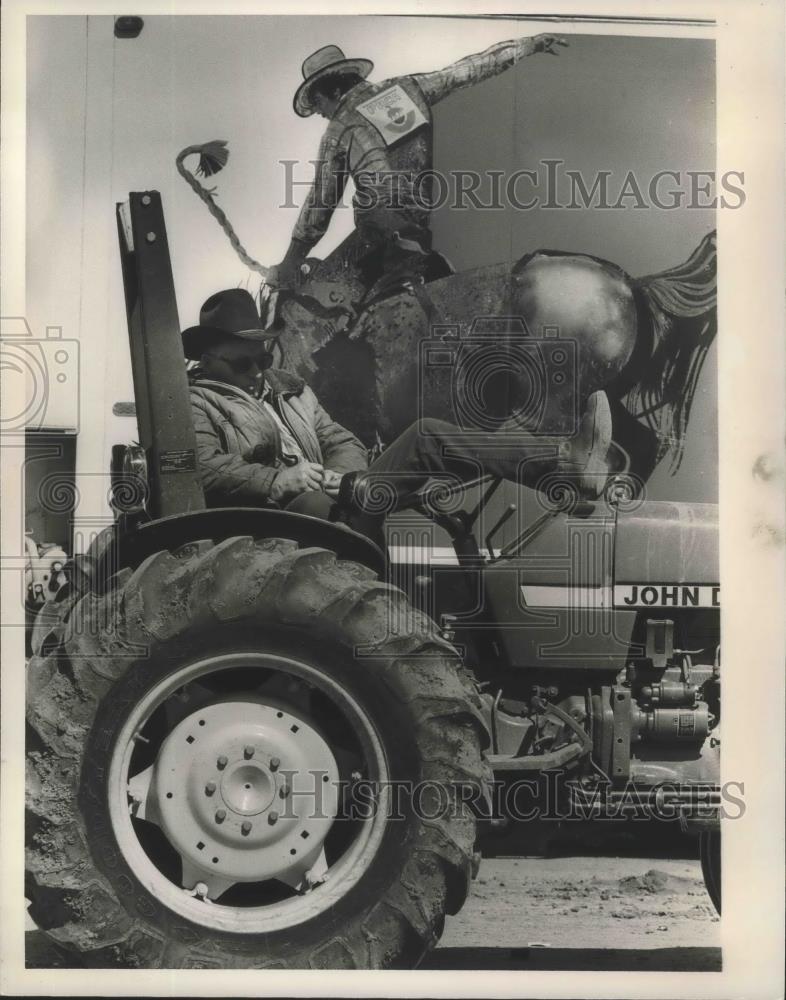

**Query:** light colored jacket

left=189, top=368, right=367, bottom=505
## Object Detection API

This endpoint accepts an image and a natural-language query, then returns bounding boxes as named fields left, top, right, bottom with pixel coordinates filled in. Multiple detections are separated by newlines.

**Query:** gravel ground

left=26, top=825, right=720, bottom=971
left=426, top=854, right=720, bottom=970
left=26, top=854, right=720, bottom=971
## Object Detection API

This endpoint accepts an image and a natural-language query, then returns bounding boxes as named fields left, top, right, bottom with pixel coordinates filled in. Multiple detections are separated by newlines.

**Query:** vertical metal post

left=116, top=191, right=205, bottom=518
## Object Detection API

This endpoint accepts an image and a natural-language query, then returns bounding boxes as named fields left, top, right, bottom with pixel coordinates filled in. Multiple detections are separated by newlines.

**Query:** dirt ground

left=426, top=854, right=720, bottom=970
left=26, top=826, right=720, bottom=972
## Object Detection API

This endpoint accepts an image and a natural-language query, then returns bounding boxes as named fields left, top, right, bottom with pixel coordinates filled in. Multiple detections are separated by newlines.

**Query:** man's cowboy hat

left=181, top=288, right=279, bottom=360
left=293, top=44, right=373, bottom=118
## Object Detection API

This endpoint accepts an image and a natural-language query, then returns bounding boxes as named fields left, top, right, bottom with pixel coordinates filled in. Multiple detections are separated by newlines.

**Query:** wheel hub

left=221, top=761, right=276, bottom=815
left=148, top=699, right=339, bottom=884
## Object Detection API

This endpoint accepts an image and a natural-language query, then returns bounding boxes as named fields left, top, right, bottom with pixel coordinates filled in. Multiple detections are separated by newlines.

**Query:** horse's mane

left=629, top=231, right=717, bottom=472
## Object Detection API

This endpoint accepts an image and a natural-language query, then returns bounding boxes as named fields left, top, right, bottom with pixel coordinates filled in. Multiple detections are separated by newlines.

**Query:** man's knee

left=285, top=490, right=335, bottom=521
left=402, top=418, right=457, bottom=442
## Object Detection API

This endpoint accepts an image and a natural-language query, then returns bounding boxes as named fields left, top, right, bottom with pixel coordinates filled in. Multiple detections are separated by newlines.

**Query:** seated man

left=183, top=288, right=367, bottom=515
left=184, top=289, right=612, bottom=538
left=338, top=392, right=613, bottom=521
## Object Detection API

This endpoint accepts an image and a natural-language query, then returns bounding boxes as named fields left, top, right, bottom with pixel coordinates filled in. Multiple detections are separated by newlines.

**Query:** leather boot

left=554, top=390, right=613, bottom=498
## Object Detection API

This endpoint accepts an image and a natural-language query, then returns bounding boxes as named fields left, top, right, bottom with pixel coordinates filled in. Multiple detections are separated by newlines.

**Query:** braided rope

left=175, top=140, right=269, bottom=278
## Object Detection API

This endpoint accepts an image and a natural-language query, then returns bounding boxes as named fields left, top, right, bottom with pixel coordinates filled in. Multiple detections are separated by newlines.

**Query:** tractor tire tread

left=26, top=537, right=487, bottom=969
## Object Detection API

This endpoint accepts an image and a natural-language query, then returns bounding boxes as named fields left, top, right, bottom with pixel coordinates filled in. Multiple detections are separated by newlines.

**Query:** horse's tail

left=629, top=230, right=717, bottom=472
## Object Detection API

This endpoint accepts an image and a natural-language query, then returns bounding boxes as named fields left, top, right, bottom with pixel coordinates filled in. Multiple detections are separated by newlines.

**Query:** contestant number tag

left=356, top=84, right=428, bottom=146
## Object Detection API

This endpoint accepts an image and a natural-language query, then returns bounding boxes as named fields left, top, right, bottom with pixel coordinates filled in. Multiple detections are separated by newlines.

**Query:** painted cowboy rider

left=270, top=34, right=567, bottom=292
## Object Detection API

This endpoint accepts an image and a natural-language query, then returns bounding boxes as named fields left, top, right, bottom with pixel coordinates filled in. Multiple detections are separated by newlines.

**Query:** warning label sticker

left=160, top=449, right=197, bottom=473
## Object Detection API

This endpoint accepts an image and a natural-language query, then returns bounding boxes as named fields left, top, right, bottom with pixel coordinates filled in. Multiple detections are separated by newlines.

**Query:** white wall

left=27, top=16, right=120, bottom=540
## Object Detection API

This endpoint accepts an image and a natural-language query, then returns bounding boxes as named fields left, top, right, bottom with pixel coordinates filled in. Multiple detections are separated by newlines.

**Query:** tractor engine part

left=491, top=696, right=535, bottom=757
left=638, top=680, right=699, bottom=707
left=486, top=689, right=591, bottom=770
left=632, top=702, right=710, bottom=742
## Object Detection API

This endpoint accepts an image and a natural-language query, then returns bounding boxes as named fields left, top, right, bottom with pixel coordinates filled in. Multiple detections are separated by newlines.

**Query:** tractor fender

left=94, top=507, right=386, bottom=585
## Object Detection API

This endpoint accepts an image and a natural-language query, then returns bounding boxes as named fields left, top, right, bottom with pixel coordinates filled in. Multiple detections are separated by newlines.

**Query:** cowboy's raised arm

left=412, top=33, right=568, bottom=107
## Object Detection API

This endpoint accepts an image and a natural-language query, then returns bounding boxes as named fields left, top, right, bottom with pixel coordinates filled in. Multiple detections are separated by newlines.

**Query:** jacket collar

left=264, top=368, right=306, bottom=397
left=331, top=80, right=374, bottom=121
left=189, top=366, right=306, bottom=401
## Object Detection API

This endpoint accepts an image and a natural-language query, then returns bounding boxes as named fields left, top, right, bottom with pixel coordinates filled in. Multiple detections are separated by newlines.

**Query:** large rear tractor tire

left=26, top=537, right=489, bottom=969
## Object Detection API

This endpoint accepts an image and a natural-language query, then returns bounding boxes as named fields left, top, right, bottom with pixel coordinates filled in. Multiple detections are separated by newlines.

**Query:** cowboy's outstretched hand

left=531, top=34, right=569, bottom=55
left=267, top=261, right=300, bottom=290
left=269, top=237, right=311, bottom=289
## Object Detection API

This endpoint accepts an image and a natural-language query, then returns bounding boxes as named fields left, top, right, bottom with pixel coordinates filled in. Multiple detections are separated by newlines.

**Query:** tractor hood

left=615, top=500, right=719, bottom=587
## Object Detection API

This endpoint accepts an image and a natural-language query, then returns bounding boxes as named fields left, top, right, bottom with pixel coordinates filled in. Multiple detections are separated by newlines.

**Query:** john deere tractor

left=25, top=192, right=720, bottom=969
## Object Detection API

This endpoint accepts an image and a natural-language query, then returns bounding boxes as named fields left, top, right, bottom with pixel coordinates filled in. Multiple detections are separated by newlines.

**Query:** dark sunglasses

left=211, top=350, right=274, bottom=374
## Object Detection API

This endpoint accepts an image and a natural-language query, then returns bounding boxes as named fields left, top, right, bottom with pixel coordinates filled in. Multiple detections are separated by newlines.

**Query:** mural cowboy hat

left=181, top=288, right=279, bottom=361
left=293, top=44, right=373, bottom=118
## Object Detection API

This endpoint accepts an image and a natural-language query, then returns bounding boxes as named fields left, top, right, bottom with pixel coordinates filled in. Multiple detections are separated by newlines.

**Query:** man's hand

left=270, top=462, right=325, bottom=502
left=269, top=238, right=311, bottom=289
left=323, top=469, right=342, bottom=498
left=529, top=34, right=569, bottom=56
left=267, top=261, right=302, bottom=290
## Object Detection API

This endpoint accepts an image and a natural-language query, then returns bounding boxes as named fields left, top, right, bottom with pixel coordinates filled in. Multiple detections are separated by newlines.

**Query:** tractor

left=25, top=191, right=721, bottom=969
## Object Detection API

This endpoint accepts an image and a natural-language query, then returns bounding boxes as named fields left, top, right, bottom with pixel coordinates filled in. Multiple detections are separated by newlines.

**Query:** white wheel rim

left=108, top=651, right=391, bottom=934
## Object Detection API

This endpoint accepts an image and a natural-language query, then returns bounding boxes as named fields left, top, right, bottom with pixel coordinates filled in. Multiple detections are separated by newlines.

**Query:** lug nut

left=204, top=781, right=216, bottom=796
left=244, top=745, right=255, bottom=759
left=217, top=755, right=228, bottom=770
left=194, top=882, right=208, bottom=899
left=270, top=757, right=280, bottom=771
left=145, top=231, right=156, bottom=243
left=268, top=811, right=279, bottom=825
left=241, top=821, right=252, bottom=836
left=215, top=809, right=226, bottom=823
left=279, top=784, right=290, bottom=799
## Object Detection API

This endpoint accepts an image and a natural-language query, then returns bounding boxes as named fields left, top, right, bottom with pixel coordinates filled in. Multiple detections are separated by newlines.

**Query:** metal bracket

left=116, top=192, right=206, bottom=519
left=645, top=618, right=674, bottom=670
left=611, top=686, right=633, bottom=781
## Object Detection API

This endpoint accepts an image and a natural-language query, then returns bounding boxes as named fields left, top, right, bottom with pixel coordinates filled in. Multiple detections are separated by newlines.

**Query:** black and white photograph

left=0, top=0, right=783, bottom=995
